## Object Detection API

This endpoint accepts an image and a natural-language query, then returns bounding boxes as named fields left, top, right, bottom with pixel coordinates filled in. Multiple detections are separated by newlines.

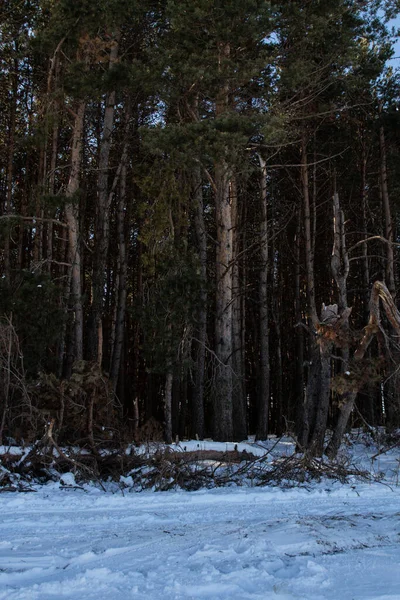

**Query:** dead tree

left=298, top=136, right=333, bottom=456
left=324, top=192, right=353, bottom=458
left=327, top=280, right=400, bottom=458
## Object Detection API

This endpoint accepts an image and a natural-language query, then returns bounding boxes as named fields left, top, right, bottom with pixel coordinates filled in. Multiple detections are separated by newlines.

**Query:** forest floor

left=0, top=433, right=400, bottom=599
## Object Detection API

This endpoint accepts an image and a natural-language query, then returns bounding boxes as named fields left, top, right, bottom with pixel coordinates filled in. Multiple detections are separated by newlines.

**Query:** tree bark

left=90, top=33, right=120, bottom=364
left=47, top=97, right=59, bottom=273
left=378, top=114, right=397, bottom=424
left=0, top=319, right=13, bottom=445
left=379, top=115, right=395, bottom=297
left=257, top=155, right=270, bottom=440
left=213, top=41, right=234, bottom=441
left=214, top=158, right=234, bottom=441
left=299, top=135, right=324, bottom=453
left=308, top=344, right=332, bottom=456
left=301, top=135, right=318, bottom=328
left=64, top=97, right=85, bottom=363
left=4, top=56, right=18, bottom=280
left=110, top=108, right=130, bottom=390
left=272, top=288, right=283, bottom=435
left=327, top=192, right=364, bottom=458
left=192, top=164, right=206, bottom=439
left=361, top=137, right=370, bottom=313
left=33, top=147, right=45, bottom=265
left=331, top=192, right=349, bottom=311
left=164, top=370, right=173, bottom=444
left=231, top=177, right=247, bottom=440
left=295, top=209, right=305, bottom=444
left=310, top=193, right=351, bottom=456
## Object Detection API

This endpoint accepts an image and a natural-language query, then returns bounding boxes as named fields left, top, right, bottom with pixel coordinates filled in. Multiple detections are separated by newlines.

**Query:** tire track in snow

left=0, top=487, right=400, bottom=599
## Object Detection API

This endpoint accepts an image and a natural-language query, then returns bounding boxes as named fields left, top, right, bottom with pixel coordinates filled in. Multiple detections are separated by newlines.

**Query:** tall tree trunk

left=308, top=344, right=332, bottom=455
left=295, top=209, right=305, bottom=444
left=110, top=107, right=130, bottom=390
left=379, top=114, right=395, bottom=297
left=213, top=41, right=233, bottom=441
left=379, top=111, right=397, bottom=426
left=231, top=177, right=247, bottom=440
left=132, top=240, right=143, bottom=433
left=361, top=135, right=370, bottom=313
left=178, top=374, right=188, bottom=440
left=298, top=135, right=321, bottom=451
left=64, top=100, right=85, bottom=362
left=325, top=192, right=353, bottom=459
left=4, top=56, right=18, bottom=280
left=33, top=147, right=45, bottom=265
left=257, top=155, right=270, bottom=440
left=300, top=139, right=333, bottom=456
left=192, top=164, right=206, bottom=439
left=301, top=135, right=318, bottom=327
left=272, top=286, right=283, bottom=435
left=90, top=33, right=120, bottom=363
left=164, top=370, right=173, bottom=444
left=47, top=101, right=59, bottom=273
left=110, top=157, right=128, bottom=389
left=309, top=190, right=351, bottom=456
left=214, top=158, right=234, bottom=441
left=311, top=133, right=317, bottom=269
left=360, top=144, right=374, bottom=424
left=48, top=95, right=65, bottom=376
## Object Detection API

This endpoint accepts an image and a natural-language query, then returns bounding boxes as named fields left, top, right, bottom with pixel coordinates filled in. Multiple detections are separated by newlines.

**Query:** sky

left=388, top=15, right=400, bottom=68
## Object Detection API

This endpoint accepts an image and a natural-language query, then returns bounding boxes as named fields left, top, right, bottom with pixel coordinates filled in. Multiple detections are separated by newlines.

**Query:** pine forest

left=2, top=0, right=400, bottom=459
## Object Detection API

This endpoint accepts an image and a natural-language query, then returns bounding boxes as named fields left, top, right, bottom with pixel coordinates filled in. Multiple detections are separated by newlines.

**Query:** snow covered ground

left=0, top=436, right=400, bottom=599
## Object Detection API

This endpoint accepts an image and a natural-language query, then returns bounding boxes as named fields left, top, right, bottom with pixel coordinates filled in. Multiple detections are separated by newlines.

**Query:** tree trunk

left=192, top=164, right=206, bottom=439
left=257, top=155, right=270, bottom=440
left=214, top=159, right=234, bottom=441
left=4, top=56, right=18, bottom=280
left=272, top=291, right=283, bottom=435
left=164, top=370, right=173, bottom=444
left=325, top=390, right=356, bottom=459
left=90, top=33, right=120, bottom=363
left=47, top=96, right=59, bottom=273
left=0, top=319, right=13, bottom=445
left=295, top=209, right=305, bottom=444
left=325, top=192, right=353, bottom=458
left=379, top=117, right=397, bottom=424
left=359, top=141, right=374, bottom=426
left=110, top=108, right=130, bottom=390
left=213, top=41, right=233, bottom=441
left=299, top=135, right=322, bottom=452
left=301, top=135, right=318, bottom=327
left=302, top=344, right=321, bottom=452
left=379, top=116, right=395, bottom=297
left=132, top=241, right=143, bottom=429
left=64, top=99, right=85, bottom=362
left=311, top=192, right=351, bottom=456
left=231, top=177, right=247, bottom=440
left=178, top=375, right=188, bottom=441
left=33, top=147, right=45, bottom=265
left=309, top=343, right=332, bottom=456
left=361, top=139, right=370, bottom=313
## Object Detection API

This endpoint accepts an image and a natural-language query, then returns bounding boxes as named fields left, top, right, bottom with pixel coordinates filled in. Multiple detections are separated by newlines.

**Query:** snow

left=0, top=436, right=400, bottom=599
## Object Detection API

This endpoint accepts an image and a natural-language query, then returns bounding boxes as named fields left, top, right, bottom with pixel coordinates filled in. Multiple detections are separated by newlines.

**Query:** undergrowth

left=0, top=432, right=386, bottom=493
